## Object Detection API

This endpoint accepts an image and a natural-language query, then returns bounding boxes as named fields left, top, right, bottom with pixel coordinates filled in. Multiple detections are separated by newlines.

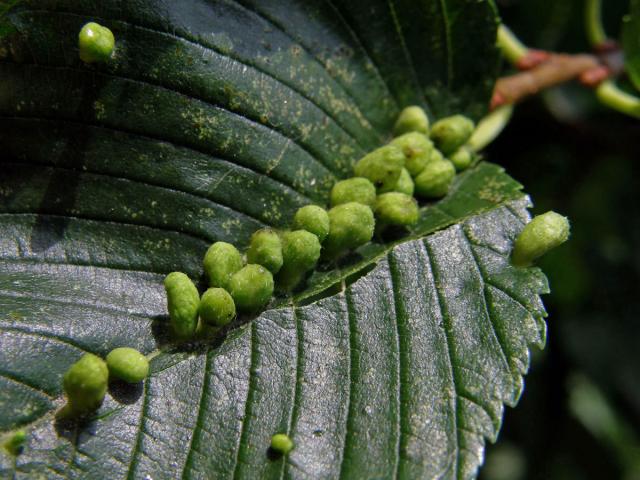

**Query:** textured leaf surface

left=0, top=1, right=548, bottom=479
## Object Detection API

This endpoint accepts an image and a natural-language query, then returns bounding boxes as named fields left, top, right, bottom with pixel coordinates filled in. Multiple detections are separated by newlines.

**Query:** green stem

left=585, top=0, right=607, bottom=47
left=468, top=105, right=514, bottom=152
left=497, top=25, right=529, bottom=65
left=596, top=80, right=640, bottom=118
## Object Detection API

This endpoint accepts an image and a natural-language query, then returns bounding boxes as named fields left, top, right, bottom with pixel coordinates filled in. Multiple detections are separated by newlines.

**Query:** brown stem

left=492, top=53, right=602, bottom=109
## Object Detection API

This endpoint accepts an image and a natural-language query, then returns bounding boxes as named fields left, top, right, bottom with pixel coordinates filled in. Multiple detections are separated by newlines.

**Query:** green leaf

left=0, top=1, right=548, bottom=478
left=623, top=0, right=640, bottom=91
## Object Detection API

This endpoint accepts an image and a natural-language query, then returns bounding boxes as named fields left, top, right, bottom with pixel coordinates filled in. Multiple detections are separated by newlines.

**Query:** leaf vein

left=0, top=370, right=56, bottom=400
left=220, top=0, right=386, bottom=141
left=125, top=378, right=150, bottom=480
left=181, top=351, right=212, bottom=480
left=387, top=252, right=406, bottom=480
left=0, top=324, right=90, bottom=354
left=337, top=288, right=356, bottom=479
left=422, top=239, right=461, bottom=479
left=0, top=110, right=316, bottom=205
left=231, top=324, right=257, bottom=480
left=1, top=59, right=341, bottom=179
left=323, top=0, right=402, bottom=109
left=4, top=159, right=269, bottom=232
left=387, top=0, right=428, bottom=105
left=458, top=228, right=514, bottom=385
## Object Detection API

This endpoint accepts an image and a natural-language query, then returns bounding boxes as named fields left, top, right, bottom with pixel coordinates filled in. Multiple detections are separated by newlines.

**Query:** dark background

left=480, top=1, right=640, bottom=478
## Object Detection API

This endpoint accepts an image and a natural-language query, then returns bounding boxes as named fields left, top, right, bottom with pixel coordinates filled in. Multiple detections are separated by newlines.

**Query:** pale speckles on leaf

left=224, top=84, right=249, bottom=112
left=261, top=195, right=285, bottom=223
left=478, top=178, right=509, bottom=203
left=181, top=108, right=219, bottom=142
left=298, top=123, right=313, bottom=141
left=199, top=207, right=216, bottom=218
left=289, top=44, right=303, bottom=58
left=142, top=238, right=171, bottom=252
left=221, top=218, right=242, bottom=236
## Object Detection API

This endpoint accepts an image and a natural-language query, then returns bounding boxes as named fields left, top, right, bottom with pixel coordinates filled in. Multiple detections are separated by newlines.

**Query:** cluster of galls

left=163, top=106, right=478, bottom=339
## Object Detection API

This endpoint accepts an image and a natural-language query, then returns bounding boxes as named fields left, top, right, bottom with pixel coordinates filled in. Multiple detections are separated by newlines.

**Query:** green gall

left=353, top=145, right=405, bottom=192
left=324, top=202, right=375, bottom=257
left=511, top=211, right=570, bottom=267
left=390, top=132, right=434, bottom=176
left=164, top=272, right=200, bottom=338
left=430, top=115, right=475, bottom=155
left=449, top=146, right=474, bottom=171
left=293, top=205, right=330, bottom=242
left=203, top=242, right=243, bottom=289
left=414, top=159, right=456, bottom=199
left=430, top=148, right=445, bottom=164
left=106, top=347, right=149, bottom=384
left=330, top=177, right=376, bottom=208
left=4, top=430, right=26, bottom=456
left=393, top=105, right=430, bottom=136
left=199, top=287, right=236, bottom=327
left=78, top=22, right=115, bottom=63
left=396, top=168, right=415, bottom=196
left=63, top=353, right=109, bottom=416
left=383, top=167, right=414, bottom=196
left=229, top=264, right=274, bottom=312
left=246, top=228, right=283, bottom=274
left=271, top=433, right=294, bottom=455
left=277, top=230, right=322, bottom=291
left=375, top=192, right=419, bottom=227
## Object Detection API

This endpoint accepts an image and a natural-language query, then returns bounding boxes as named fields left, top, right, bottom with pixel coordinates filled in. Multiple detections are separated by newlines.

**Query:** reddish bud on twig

left=579, top=66, right=611, bottom=87
left=491, top=91, right=507, bottom=110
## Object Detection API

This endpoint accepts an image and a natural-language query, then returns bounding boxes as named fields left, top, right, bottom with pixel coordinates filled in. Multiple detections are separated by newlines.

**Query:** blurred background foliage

left=480, top=1, right=640, bottom=478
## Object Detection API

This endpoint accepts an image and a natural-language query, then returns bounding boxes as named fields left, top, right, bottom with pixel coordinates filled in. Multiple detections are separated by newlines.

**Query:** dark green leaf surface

left=0, top=1, right=548, bottom=478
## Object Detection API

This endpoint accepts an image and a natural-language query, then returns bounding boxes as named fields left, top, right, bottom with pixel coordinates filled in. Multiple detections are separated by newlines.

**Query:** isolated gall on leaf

left=330, top=177, right=377, bottom=208
left=277, top=230, right=322, bottom=291
left=229, top=264, right=274, bottom=312
left=353, top=145, right=405, bottom=192
left=393, top=105, right=430, bottom=136
left=247, top=228, right=284, bottom=274
left=62, top=353, right=109, bottom=417
left=270, top=433, right=294, bottom=455
left=430, top=114, right=475, bottom=155
left=323, top=202, right=375, bottom=258
left=78, top=22, right=115, bottom=63
left=199, top=287, right=236, bottom=327
left=106, top=347, right=149, bottom=384
left=164, top=272, right=200, bottom=338
left=414, top=158, right=456, bottom=199
left=512, top=211, right=570, bottom=267
left=293, top=205, right=330, bottom=242
left=203, top=242, right=243, bottom=289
